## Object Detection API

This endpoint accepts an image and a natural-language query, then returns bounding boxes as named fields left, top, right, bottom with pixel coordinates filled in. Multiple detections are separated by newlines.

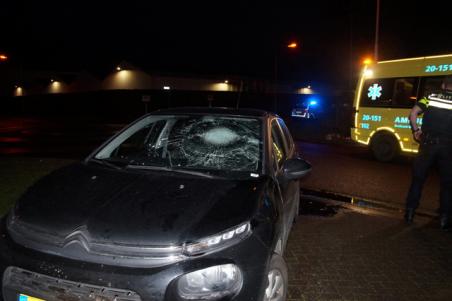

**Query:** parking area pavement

left=285, top=199, right=452, bottom=301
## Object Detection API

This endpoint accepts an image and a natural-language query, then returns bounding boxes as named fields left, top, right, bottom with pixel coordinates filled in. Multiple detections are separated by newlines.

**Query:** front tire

left=262, top=254, right=288, bottom=301
left=370, top=133, right=399, bottom=162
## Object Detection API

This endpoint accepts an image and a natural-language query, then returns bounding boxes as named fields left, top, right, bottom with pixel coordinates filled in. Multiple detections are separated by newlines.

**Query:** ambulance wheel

left=370, top=133, right=399, bottom=162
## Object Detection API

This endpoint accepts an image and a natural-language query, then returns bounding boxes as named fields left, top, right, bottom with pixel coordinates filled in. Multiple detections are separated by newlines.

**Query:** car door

left=269, top=119, right=293, bottom=250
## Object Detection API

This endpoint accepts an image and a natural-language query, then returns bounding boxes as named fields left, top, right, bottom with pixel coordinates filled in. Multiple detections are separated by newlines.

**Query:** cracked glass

left=95, top=115, right=262, bottom=173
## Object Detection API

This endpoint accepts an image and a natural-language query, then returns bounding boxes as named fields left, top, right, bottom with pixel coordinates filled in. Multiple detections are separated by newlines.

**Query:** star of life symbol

left=367, top=83, right=382, bottom=100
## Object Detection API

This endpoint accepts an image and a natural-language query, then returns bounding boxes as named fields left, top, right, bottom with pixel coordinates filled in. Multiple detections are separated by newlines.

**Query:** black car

left=0, top=107, right=311, bottom=301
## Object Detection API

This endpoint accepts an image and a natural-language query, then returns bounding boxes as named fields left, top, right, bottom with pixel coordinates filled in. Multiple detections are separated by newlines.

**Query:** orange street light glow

left=0, top=54, right=8, bottom=61
left=363, top=58, right=373, bottom=65
left=287, top=42, right=298, bottom=49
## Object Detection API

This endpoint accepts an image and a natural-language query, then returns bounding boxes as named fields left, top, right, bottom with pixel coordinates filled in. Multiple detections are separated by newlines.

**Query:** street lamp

left=273, top=40, right=299, bottom=112
left=0, top=54, right=8, bottom=62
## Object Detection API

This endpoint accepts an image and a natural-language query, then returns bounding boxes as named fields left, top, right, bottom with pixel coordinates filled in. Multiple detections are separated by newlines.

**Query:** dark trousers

left=405, top=142, right=452, bottom=216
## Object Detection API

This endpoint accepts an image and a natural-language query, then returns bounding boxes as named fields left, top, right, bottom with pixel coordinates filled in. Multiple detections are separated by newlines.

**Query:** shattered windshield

left=95, top=115, right=262, bottom=173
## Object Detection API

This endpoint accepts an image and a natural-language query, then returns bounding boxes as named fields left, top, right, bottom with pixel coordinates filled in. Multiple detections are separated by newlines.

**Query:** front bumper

left=0, top=220, right=272, bottom=301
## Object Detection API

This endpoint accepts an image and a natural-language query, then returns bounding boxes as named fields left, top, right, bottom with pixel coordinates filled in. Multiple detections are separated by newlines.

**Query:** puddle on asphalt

left=299, top=198, right=342, bottom=217
left=301, top=189, right=353, bottom=204
left=300, top=188, right=409, bottom=216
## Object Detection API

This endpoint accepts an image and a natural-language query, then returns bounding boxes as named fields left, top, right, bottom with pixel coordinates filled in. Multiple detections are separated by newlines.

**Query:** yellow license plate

left=19, top=294, right=46, bottom=301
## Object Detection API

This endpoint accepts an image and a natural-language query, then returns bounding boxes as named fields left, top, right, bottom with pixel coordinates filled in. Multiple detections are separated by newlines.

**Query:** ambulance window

left=419, top=76, right=445, bottom=98
left=361, top=78, right=395, bottom=107
left=361, top=78, right=418, bottom=108
left=392, top=78, right=418, bottom=108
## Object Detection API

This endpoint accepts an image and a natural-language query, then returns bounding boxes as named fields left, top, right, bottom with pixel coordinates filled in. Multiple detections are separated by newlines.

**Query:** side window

left=271, top=120, right=287, bottom=170
left=392, top=78, right=418, bottom=108
left=361, top=77, right=418, bottom=108
left=277, top=118, right=293, bottom=155
left=419, top=76, right=444, bottom=98
left=361, top=78, right=395, bottom=107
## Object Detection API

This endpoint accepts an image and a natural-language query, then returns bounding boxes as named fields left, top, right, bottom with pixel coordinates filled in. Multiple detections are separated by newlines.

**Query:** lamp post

left=273, top=41, right=299, bottom=112
left=374, top=0, right=380, bottom=61
left=0, top=54, right=10, bottom=98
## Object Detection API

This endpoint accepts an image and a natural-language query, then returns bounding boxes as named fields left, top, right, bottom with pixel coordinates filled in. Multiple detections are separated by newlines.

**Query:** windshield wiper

left=126, top=165, right=215, bottom=179
left=89, top=158, right=127, bottom=170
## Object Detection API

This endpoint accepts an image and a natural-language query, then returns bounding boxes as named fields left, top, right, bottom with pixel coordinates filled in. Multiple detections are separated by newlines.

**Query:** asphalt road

left=298, top=141, right=440, bottom=215
left=0, top=117, right=123, bottom=158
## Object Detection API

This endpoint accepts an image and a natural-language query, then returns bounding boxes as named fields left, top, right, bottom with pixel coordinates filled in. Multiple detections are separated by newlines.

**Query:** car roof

left=151, top=107, right=274, bottom=118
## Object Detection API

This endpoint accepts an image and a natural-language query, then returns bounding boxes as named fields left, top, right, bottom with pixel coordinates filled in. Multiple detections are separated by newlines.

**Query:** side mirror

left=283, top=158, right=312, bottom=180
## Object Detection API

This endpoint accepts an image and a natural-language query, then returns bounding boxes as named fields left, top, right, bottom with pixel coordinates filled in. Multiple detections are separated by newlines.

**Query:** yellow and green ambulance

left=351, top=53, right=452, bottom=161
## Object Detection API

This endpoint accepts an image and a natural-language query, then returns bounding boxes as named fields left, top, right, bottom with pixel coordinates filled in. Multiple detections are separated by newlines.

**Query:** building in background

left=4, top=61, right=317, bottom=97
left=0, top=61, right=354, bottom=139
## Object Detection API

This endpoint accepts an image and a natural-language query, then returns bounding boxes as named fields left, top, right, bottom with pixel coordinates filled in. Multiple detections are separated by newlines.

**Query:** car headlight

left=183, top=222, right=251, bottom=256
left=177, top=264, right=243, bottom=300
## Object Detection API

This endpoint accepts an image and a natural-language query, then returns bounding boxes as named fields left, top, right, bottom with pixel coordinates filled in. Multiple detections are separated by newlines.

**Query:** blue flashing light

left=307, top=96, right=319, bottom=106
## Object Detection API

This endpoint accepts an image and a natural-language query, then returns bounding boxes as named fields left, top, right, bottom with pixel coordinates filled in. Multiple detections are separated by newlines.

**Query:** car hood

left=9, top=163, right=267, bottom=247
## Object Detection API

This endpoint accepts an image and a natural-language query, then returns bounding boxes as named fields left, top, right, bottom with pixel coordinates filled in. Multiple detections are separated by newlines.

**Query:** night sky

left=2, top=1, right=452, bottom=87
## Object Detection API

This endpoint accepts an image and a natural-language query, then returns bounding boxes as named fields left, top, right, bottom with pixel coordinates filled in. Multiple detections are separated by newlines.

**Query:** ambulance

left=351, top=53, right=452, bottom=161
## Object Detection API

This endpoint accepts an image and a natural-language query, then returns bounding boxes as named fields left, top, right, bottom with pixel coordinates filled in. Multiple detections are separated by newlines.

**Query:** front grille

left=2, top=267, right=141, bottom=301
left=7, top=216, right=186, bottom=268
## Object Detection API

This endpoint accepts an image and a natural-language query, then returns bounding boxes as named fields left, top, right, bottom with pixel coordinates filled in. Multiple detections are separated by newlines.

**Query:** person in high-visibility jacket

left=405, top=76, right=452, bottom=230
